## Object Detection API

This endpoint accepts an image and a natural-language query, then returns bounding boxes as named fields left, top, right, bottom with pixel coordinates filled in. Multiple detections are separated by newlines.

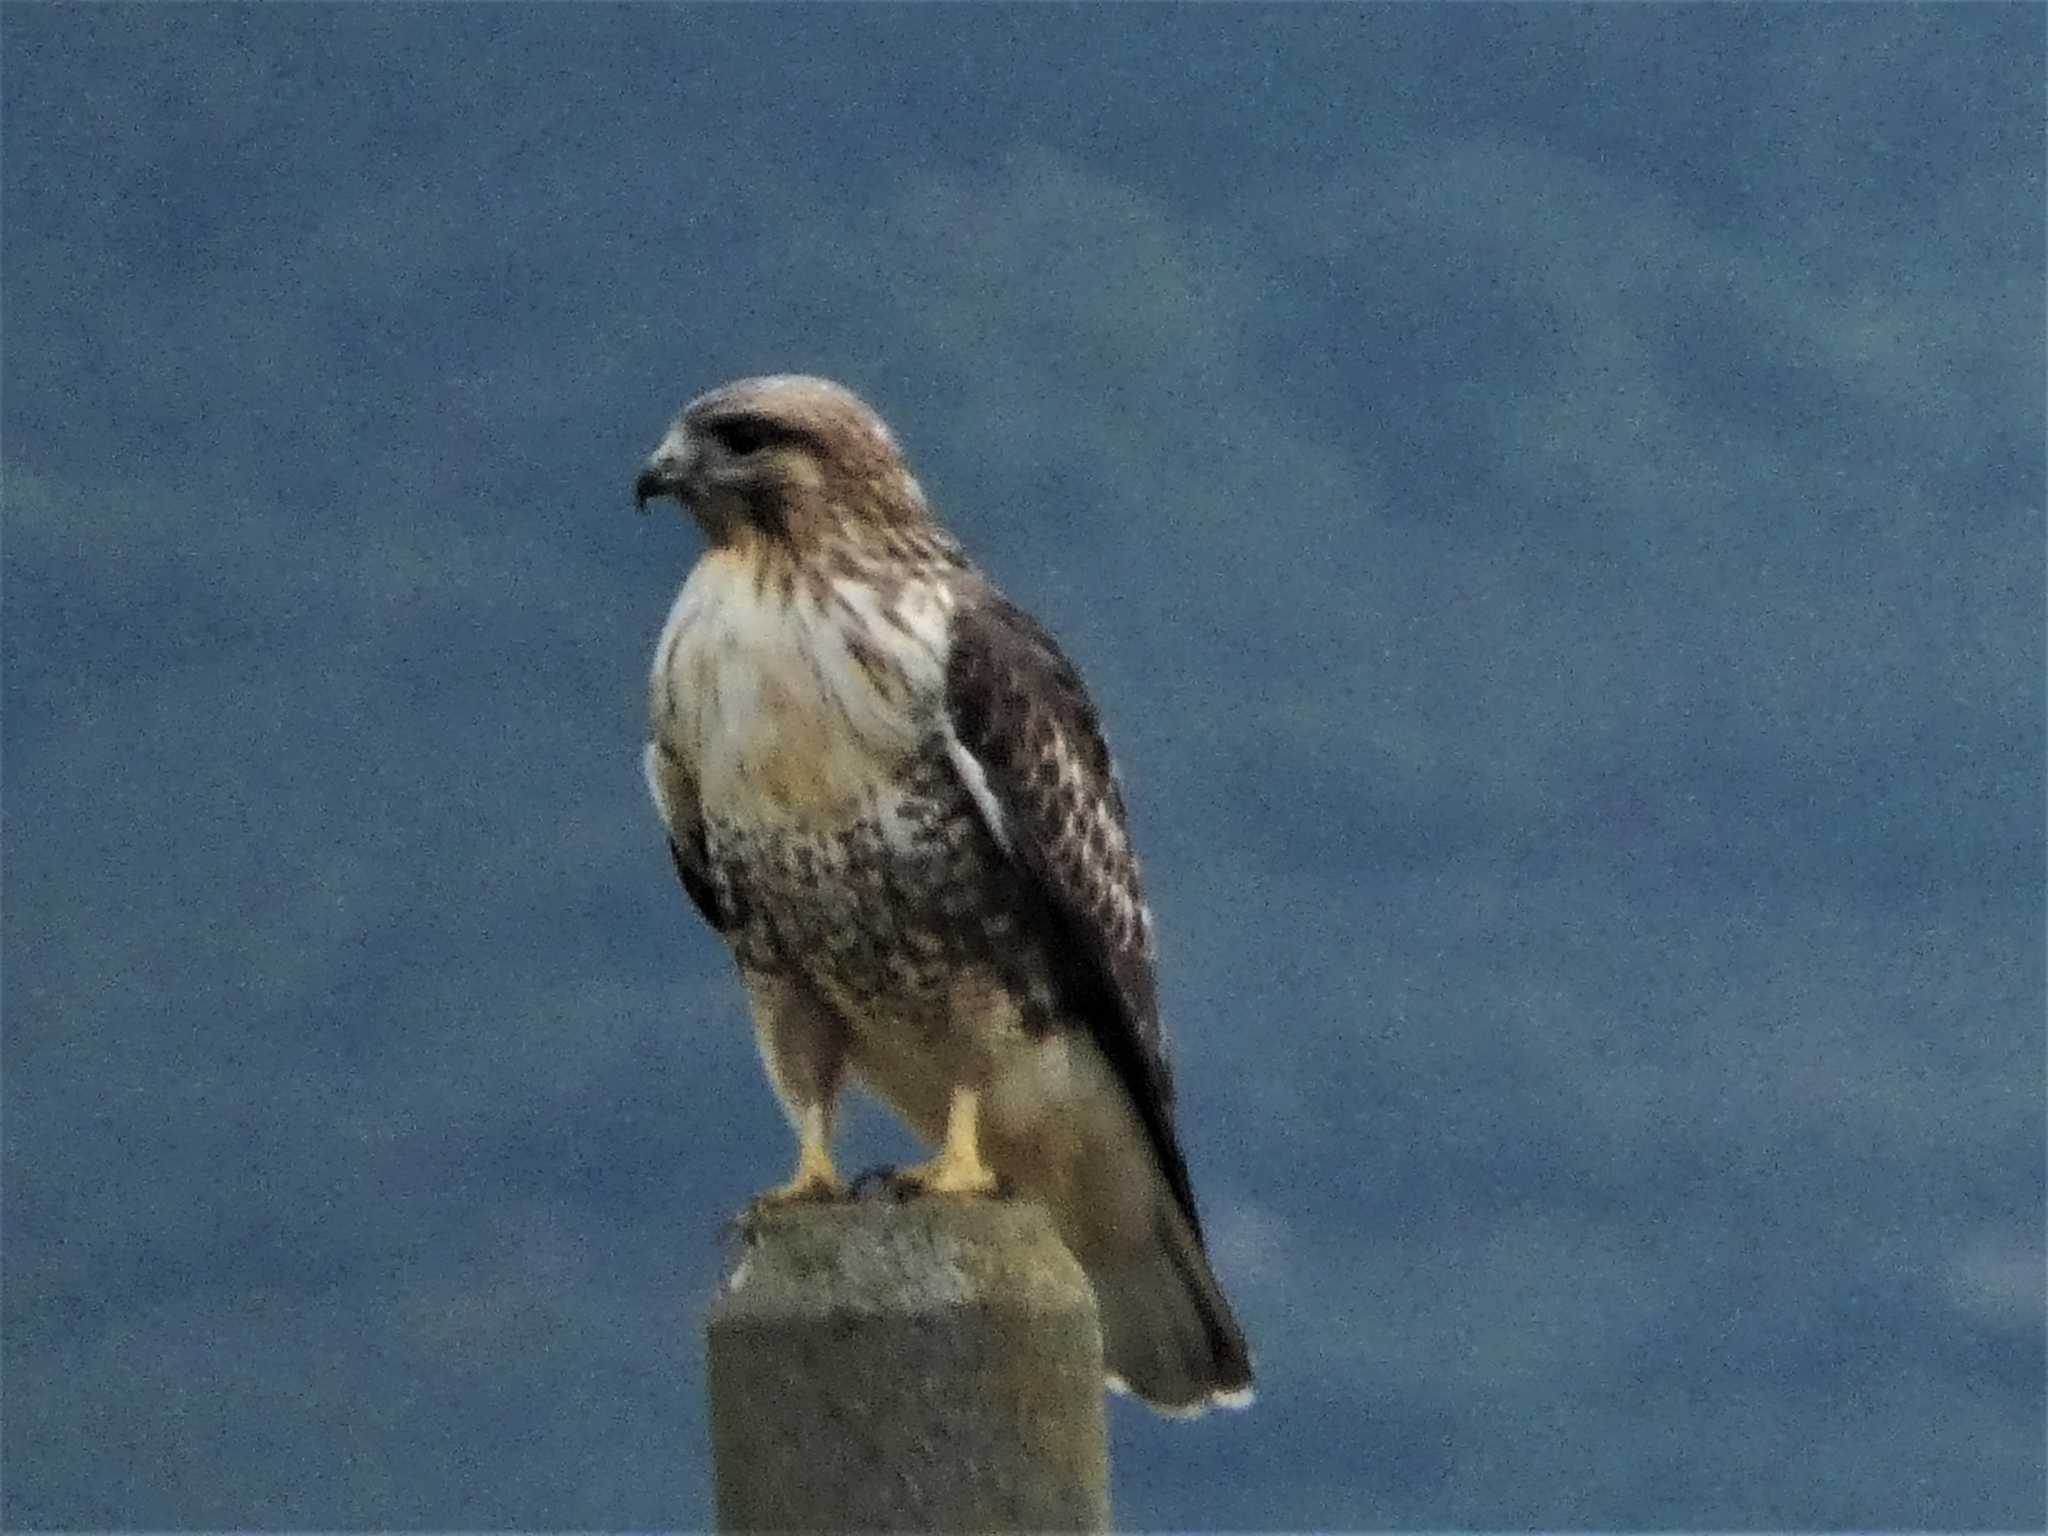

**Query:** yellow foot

left=894, top=1156, right=1002, bottom=1198
left=752, top=1104, right=847, bottom=1206
left=894, top=1087, right=1003, bottom=1198
left=756, top=1165, right=849, bottom=1204
left=739, top=1166, right=847, bottom=1231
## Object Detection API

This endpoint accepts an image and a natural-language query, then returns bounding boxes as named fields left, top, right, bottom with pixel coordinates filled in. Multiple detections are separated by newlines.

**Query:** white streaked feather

left=827, top=573, right=950, bottom=676
left=649, top=550, right=956, bottom=828
left=942, top=722, right=1013, bottom=856
left=641, top=741, right=681, bottom=841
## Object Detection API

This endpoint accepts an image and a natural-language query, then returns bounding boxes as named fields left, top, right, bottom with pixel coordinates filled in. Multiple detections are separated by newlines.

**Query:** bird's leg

left=745, top=972, right=850, bottom=1206
left=758, top=1102, right=848, bottom=1204
left=896, top=1085, right=1001, bottom=1197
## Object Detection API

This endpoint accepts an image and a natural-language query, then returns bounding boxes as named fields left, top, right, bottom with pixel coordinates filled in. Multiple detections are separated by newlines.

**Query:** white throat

left=650, top=551, right=957, bottom=827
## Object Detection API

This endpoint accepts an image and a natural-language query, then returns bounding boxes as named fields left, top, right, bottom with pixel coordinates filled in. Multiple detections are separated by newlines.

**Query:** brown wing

left=644, top=739, right=735, bottom=934
left=942, top=589, right=1204, bottom=1240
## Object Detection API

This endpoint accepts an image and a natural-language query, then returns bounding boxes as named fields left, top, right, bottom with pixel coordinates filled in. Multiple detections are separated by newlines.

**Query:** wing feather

left=643, top=740, right=733, bottom=933
left=942, top=590, right=1203, bottom=1239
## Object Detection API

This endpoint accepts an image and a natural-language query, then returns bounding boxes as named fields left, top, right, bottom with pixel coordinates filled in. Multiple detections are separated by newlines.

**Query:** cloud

left=1942, top=1230, right=2048, bottom=1334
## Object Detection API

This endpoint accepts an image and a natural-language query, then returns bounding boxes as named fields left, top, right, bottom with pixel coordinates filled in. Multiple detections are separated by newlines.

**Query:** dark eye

left=708, top=416, right=777, bottom=456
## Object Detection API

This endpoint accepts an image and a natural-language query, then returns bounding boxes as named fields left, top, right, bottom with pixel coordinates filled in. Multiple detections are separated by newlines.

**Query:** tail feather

left=1065, top=1183, right=1253, bottom=1415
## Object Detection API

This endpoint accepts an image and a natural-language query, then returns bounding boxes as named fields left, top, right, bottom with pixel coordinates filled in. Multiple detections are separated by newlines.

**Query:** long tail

left=1062, top=1180, right=1254, bottom=1415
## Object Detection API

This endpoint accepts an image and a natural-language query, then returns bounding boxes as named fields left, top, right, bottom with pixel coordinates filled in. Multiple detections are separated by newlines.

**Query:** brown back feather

left=943, top=589, right=1205, bottom=1243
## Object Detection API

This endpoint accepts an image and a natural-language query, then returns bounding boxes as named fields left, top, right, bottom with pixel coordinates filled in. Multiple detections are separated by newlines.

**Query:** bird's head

left=635, top=374, right=930, bottom=550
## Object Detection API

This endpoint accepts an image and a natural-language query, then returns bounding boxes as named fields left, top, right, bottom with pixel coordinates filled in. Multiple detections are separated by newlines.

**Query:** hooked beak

left=636, top=424, right=696, bottom=515
left=634, top=465, right=674, bottom=513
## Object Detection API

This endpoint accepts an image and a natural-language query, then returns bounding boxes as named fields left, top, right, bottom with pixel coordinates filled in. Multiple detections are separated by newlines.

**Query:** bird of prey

left=635, top=374, right=1252, bottom=1415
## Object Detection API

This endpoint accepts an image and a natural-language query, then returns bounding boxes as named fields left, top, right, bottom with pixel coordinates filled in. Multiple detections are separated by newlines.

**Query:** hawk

left=634, top=375, right=1252, bottom=1414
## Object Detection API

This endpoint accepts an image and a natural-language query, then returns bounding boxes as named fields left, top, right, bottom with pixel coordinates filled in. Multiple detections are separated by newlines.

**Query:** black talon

left=849, top=1163, right=906, bottom=1200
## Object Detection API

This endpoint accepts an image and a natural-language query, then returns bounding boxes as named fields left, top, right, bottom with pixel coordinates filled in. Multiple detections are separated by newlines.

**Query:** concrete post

left=706, top=1197, right=1111, bottom=1532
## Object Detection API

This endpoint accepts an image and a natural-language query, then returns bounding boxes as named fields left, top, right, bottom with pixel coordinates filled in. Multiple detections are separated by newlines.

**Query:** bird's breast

left=651, top=550, right=956, bottom=828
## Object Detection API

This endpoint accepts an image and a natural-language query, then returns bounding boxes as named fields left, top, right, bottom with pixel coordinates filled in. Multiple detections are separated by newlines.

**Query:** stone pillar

left=706, top=1197, right=1111, bottom=1532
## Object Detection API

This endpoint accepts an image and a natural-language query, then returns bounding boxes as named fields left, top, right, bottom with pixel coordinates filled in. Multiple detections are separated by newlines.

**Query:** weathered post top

left=706, top=1196, right=1111, bottom=1533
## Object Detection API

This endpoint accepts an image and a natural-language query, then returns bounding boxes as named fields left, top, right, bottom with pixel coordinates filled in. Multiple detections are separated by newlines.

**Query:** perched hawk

left=635, top=375, right=1252, bottom=1414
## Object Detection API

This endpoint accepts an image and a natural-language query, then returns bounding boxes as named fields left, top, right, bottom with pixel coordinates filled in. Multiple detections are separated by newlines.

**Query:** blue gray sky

left=4, top=6, right=2042, bottom=1529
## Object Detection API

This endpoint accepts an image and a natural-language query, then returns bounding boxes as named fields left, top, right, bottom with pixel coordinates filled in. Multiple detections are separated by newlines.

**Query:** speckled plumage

left=707, top=739, right=1060, bottom=1057
left=636, top=375, right=1251, bottom=1413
